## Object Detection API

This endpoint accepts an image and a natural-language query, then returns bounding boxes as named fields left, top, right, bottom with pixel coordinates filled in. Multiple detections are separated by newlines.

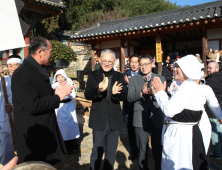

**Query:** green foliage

left=62, top=0, right=181, bottom=31
left=41, top=15, right=59, bottom=33
left=49, top=40, right=77, bottom=65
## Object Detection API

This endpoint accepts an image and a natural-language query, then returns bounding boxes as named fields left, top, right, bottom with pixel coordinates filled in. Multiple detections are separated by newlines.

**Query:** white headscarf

left=176, top=55, right=202, bottom=80
left=52, top=69, right=67, bottom=84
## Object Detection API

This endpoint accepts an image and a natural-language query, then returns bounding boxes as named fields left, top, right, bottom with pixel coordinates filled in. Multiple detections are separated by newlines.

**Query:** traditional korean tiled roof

left=71, top=1, right=222, bottom=39
left=34, top=0, right=65, bottom=7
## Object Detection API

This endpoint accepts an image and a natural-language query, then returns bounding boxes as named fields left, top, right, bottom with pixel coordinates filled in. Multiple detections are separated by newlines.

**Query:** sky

left=169, top=0, right=217, bottom=6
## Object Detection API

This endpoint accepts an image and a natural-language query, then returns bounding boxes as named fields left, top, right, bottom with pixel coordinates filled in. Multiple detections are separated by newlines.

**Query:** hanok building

left=70, top=1, right=222, bottom=73
left=0, top=0, right=65, bottom=61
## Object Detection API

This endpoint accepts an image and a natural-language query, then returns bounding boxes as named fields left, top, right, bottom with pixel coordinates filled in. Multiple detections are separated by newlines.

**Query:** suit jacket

left=84, top=69, right=127, bottom=131
left=127, top=73, right=165, bottom=128
left=162, top=66, right=173, bottom=87
left=122, top=69, right=140, bottom=124
left=11, top=58, right=66, bottom=165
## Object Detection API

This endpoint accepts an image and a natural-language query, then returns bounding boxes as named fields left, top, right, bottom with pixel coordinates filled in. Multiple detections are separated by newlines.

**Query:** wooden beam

left=137, top=31, right=140, bottom=34
left=128, top=32, right=131, bottom=35
left=204, top=20, right=208, bottom=24
left=153, top=29, right=156, bottom=32
left=147, top=30, right=150, bottom=32
left=143, top=30, right=146, bottom=33
left=196, top=21, right=200, bottom=25
left=120, top=40, right=125, bottom=73
left=170, top=26, right=173, bottom=29
left=176, top=25, right=179, bottom=28
left=212, top=19, right=216, bottom=22
left=159, top=28, right=162, bottom=31
left=190, top=22, right=193, bottom=26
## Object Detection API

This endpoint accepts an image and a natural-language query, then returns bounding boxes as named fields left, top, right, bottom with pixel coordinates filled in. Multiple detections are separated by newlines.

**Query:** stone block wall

left=65, top=42, right=92, bottom=77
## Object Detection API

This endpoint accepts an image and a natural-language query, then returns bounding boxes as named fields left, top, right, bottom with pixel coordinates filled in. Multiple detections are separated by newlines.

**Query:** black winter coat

left=84, top=69, right=127, bottom=131
left=11, top=58, right=66, bottom=165
left=205, top=72, right=222, bottom=118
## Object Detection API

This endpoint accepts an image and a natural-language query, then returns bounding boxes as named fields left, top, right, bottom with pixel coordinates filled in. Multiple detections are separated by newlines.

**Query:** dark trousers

left=127, top=123, right=138, bottom=155
left=150, top=126, right=162, bottom=170
left=135, top=126, right=162, bottom=170
left=135, top=126, right=150, bottom=170
left=90, top=122, right=120, bottom=170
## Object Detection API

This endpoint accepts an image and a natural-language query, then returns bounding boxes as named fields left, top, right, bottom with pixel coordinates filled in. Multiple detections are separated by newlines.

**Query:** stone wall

left=65, top=42, right=92, bottom=77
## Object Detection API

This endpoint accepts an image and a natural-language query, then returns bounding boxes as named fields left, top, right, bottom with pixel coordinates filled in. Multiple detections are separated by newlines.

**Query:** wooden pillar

left=202, top=28, right=207, bottom=70
left=24, top=29, right=30, bottom=58
left=120, top=40, right=125, bottom=73
left=127, top=40, right=130, bottom=58
left=91, top=42, right=95, bottom=71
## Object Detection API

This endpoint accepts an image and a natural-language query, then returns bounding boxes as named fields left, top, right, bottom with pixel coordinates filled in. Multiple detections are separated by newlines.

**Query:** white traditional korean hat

left=176, top=55, right=202, bottom=80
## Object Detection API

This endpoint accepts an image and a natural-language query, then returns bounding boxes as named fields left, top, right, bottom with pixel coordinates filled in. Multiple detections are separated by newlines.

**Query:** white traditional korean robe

left=52, top=70, right=80, bottom=141
left=155, top=79, right=211, bottom=170
left=0, top=75, right=14, bottom=165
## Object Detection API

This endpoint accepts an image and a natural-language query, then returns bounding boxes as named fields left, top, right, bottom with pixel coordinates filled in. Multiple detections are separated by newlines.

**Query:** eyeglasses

left=101, top=60, right=114, bottom=65
left=140, top=63, right=151, bottom=67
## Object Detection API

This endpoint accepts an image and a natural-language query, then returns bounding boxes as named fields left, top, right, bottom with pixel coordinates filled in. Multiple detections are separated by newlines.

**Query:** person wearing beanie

left=0, top=54, right=22, bottom=165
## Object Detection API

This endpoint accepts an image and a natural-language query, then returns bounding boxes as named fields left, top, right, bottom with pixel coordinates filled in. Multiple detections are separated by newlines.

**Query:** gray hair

left=100, top=49, right=116, bottom=59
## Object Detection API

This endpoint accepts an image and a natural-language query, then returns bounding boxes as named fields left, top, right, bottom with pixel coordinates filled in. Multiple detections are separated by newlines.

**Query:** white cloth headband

left=7, top=58, right=22, bottom=64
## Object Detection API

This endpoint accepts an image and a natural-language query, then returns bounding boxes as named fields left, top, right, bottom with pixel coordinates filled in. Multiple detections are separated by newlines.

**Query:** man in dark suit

left=127, top=55, right=165, bottom=170
left=123, top=54, right=140, bottom=161
left=11, top=36, right=74, bottom=165
left=84, top=49, right=127, bottom=170
left=162, top=59, right=174, bottom=88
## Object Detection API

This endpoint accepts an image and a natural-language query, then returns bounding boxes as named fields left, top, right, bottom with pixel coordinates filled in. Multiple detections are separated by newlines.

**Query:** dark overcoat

left=11, top=58, right=66, bottom=165
left=84, top=69, right=127, bottom=131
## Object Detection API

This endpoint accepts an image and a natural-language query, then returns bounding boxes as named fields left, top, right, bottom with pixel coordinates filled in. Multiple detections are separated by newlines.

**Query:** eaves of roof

left=35, top=0, right=65, bottom=8
left=70, top=0, right=222, bottom=39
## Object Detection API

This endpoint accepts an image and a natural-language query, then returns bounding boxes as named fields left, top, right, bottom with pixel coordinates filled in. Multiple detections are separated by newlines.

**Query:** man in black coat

left=162, top=59, right=174, bottom=88
left=85, top=49, right=127, bottom=170
left=123, top=54, right=140, bottom=161
left=205, top=61, right=222, bottom=159
left=11, top=36, right=74, bottom=165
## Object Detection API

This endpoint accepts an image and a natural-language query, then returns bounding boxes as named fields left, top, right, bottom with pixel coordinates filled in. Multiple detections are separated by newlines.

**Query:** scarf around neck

left=26, top=54, right=49, bottom=78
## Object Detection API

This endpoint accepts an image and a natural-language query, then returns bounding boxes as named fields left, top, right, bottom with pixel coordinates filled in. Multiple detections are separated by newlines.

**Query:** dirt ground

left=54, top=91, right=222, bottom=170
left=54, top=111, right=222, bottom=170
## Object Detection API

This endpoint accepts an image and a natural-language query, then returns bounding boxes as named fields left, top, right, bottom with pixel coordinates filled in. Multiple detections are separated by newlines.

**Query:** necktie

left=145, top=76, right=150, bottom=81
left=132, top=72, right=137, bottom=76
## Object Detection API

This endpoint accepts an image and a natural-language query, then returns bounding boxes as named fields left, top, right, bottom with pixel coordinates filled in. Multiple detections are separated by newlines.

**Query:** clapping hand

left=99, top=81, right=105, bottom=92
left=151, top=77, right=166, bottom=94
left=55, top=81, right=74, bottom=101
left=124, top=76, right=131, bottom=85
left=112, top=81, right=123, bottom=95
left=141, top=82, right=149, bottom=95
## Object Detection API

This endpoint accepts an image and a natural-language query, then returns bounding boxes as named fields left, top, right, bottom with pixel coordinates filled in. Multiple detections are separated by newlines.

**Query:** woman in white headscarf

left=151, top=55, right=211, bottom=170
left=52, top=69, right=80, bottom=153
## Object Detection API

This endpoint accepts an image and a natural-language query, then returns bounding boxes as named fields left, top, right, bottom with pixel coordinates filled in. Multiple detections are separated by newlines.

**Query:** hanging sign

left=156, top=38, right=162, bottom=63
